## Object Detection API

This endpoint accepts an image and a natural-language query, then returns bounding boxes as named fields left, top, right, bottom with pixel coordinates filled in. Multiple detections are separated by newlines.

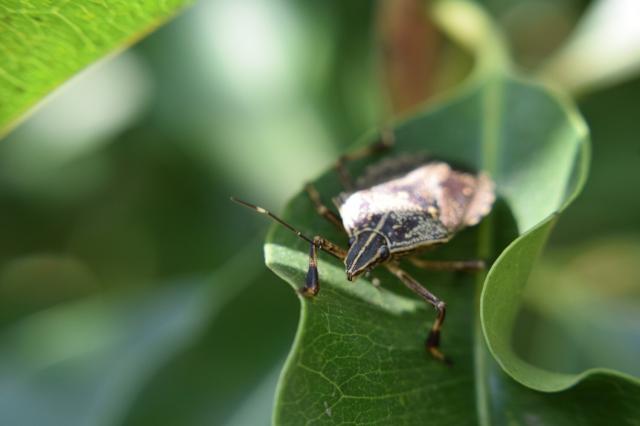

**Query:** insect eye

left=378, top=245, right=390, bottom=260
left=348, top=236, right=355, bottom=246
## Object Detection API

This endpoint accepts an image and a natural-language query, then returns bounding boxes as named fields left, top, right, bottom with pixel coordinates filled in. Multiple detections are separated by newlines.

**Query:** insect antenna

left=230, top=197, right=314, bottom=245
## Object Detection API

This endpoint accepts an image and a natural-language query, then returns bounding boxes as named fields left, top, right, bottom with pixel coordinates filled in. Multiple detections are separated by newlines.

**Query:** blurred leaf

left=0, top=281, right=209, bottom=426
left=516, top=236, right=640, bottom=376
left=0, top=0, right=192, bottom=136
left=553, top=75, right=640, bottom=242
left=263, top=2, right=639, bottom=423
left=0, top=254, right=99, bottom=325
left=484, top=354, right=640, bottom=426
left=539, top=0, right=640, bottom=95
left=223, top=364, right=285, bottom=426
left=377, top=0, right=442, bottom=112
left=122, top=267, right=298, bottom=426
left=473, top=0, right=589, bottom=71
left=482, top=220, right=639, bottom=396
left=0, top=244, right=262, bottom=426
left=498, top=0, right=582, bottom=70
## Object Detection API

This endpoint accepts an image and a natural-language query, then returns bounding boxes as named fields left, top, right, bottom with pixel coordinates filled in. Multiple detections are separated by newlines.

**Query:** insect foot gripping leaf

left=263, top=2, right=640, bottom=425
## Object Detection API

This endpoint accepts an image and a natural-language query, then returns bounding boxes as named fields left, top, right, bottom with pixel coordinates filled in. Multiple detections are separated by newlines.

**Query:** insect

left=231, top=131, right=495, bottom=364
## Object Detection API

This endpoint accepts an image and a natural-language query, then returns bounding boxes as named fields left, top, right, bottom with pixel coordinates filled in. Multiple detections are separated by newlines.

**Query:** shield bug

left=231, top=131, right=495, bottom=364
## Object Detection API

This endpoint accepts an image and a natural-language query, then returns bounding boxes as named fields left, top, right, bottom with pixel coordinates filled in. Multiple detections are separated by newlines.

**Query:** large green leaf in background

left=0, top=0, right=192, bottom=136
left=0, top=278, right=212, bottom=426
left=265, top=2, right=640, bottom=424
left=0, top=243, right=290, bottom=426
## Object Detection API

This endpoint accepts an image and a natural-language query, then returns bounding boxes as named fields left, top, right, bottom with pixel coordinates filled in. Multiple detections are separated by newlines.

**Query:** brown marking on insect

left=427, top=205, right=438, bottom=219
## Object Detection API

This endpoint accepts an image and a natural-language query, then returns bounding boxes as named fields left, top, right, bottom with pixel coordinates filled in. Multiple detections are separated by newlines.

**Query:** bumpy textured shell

left=333, top=155, right=495, bottom=253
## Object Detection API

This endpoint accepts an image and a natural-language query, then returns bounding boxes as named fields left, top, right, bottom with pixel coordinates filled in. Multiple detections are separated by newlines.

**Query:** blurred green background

left=0, top=0, right=638, bottom=424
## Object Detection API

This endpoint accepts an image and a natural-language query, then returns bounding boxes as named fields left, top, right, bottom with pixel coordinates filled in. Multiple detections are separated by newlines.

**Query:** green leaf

left=263, top=3, right=640, bottom=419
left=122, top=267, right=298, bottom=426
left=0, top=0, right=192, bottom=136
left=522, top=237, right=640, bottom=376
left=0, top=279, right=211, bottom=426
left=0, top=244, right=264, bottom=426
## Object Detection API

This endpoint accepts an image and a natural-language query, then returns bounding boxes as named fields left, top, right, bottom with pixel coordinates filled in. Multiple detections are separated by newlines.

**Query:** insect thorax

left=346, top=211, right=451, bottom=254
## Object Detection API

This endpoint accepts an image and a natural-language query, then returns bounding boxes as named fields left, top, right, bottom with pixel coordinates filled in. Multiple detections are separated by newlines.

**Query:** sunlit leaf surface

left=0, top=0, right=193, bottom=135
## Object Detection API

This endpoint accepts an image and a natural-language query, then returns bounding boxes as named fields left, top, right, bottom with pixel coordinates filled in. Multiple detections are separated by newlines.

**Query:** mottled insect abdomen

left=334, top=156, right=495, bottom=258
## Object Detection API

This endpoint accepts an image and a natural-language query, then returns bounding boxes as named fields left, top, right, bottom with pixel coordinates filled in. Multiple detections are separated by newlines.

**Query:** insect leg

left=385, top=262, right=451, bottom=365
left=408, top=258, right=485, bottom=272
left=336, top=129, right=395, bottom=190
left=301, top=242, right=320, bottom=296
left=231, top=197, right=348, bottom=297
left=312, top=235, right=347, bottom=259
left=305, top=183, right=345, bottom=231
left=300, top=236, right=347, bottom=297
